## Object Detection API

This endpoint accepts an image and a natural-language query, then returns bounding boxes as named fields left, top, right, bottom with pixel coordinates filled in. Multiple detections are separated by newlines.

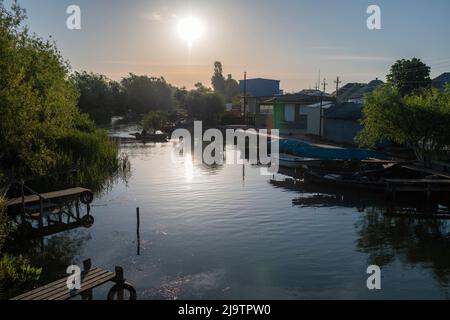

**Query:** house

left=255, top=93, right=335, bottom=134
left=239, top=78, right=281, bottom=97
left=346, top=79, right=384, bottom=104
left=323, top=102, right=363, bottom=145
left=334, top=83, right=366, bottom=103
left=239, top=78, right=281, bottom=116
left=433, top=72, right=450, bottom=91
left=321, top=79, right=383, bottom=145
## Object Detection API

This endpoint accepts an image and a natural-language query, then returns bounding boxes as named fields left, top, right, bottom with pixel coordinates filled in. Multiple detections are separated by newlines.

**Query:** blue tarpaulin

left=274, top=139, right=384, bottom=161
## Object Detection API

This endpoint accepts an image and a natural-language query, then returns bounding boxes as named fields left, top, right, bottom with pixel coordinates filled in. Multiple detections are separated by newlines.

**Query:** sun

left=178, top=17, right=204, bottom=47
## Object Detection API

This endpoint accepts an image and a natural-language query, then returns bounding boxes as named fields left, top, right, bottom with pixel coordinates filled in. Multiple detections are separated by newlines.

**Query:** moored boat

left=131, top=132, right=169, bottom=142
left=279, top=154, right=319, bottom=169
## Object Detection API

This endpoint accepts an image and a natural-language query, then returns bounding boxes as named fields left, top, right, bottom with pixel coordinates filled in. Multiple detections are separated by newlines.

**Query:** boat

left=131, top=131, right=169, bottom=142
left=303, top=167, right=450, bottom=196
left=279, top=154, right=319, bottom=169
left=272, top=139, right=385, bottom=161
left=303, top=170, right=388, bottom=192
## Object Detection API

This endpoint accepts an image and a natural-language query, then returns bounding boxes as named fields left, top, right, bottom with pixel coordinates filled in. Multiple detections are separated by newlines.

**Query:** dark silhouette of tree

left=211, top=61, right=225, bottom=95
left=387, top=58, right=432, bottom=95
left=224, top=74, right=240, bottom=103
left=121, top=74, right=173, bottom=115
left=71, top=72, right=123, bottom=124
left=185, top=87, right=225, bottom=125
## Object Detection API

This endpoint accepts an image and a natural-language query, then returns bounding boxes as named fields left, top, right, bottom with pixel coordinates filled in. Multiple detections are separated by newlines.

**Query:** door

left=284, top=104, right=295, bottom=122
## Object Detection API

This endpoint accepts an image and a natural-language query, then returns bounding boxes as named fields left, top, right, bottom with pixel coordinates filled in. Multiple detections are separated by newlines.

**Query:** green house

left=255, top=94, right=335, bottom=133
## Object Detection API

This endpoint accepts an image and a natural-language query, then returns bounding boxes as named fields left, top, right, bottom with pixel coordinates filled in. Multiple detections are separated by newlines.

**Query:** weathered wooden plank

left=50, top=272, right=116, bottom=300
left=7, top=187, right=91, bottom=207
left=402, top=165, right=450, bottom=179
left=12, top=268, right=104, bottom=300
left=31, top=270, right=111, bottom=301
left=42, top=270, right=113, bottom=301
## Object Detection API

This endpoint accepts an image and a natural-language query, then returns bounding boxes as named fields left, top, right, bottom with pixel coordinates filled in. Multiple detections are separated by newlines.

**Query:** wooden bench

left=11, top=259, right=136, bottom=300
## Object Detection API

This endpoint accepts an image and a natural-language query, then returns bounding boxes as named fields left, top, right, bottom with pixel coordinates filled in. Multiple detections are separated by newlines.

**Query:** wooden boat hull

left=133, top=133, right=169, bottom=142
left=279, top=154, right=318, bottom=169
left=303, top=171, right=388, bottom=192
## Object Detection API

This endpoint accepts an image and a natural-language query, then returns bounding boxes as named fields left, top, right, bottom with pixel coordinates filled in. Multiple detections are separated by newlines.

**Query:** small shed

left=324, top=102, right=363, bottom=145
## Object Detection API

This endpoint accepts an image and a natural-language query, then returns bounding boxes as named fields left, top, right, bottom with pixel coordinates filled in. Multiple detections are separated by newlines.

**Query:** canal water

left=32, top=125, right=450, bottom=300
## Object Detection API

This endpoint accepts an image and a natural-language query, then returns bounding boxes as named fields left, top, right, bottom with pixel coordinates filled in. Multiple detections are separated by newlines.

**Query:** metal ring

left=80, top=191, right=94, bottom=205
left=107, top=283, right=137, bottom=300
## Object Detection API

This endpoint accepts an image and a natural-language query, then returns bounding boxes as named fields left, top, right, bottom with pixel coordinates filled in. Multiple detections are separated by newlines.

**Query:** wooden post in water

left=136, top=208, right=140, bottom=256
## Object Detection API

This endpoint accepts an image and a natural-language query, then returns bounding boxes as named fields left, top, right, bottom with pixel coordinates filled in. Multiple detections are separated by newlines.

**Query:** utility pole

left=319, top=78, right=327, bottom=138
left=322, top=78, right=328, bottom=93
left=317, top=69, right=321, bottom=92
left=334, top=76, right=342, bottom=99
left=243, top=71, right=247, bottom=124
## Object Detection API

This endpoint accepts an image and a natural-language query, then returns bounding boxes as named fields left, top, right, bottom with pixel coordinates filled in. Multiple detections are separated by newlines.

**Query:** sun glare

left=178, top=16, right=204, bottom=48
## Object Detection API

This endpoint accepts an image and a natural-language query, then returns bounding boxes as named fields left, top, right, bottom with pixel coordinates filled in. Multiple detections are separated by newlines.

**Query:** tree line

left=72, top=61, right=241, bottom=126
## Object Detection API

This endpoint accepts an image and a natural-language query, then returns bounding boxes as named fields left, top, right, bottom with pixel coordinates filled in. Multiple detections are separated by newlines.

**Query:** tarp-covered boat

left=274, top=139, right=385, bottom=161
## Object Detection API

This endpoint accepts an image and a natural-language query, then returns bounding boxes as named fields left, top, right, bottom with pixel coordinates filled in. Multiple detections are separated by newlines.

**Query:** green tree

left=71, top=71, right=122, bottom=124
left=387, top=58, right=432, bottom=96
left=185, top=88, right=225, bottom=125
left=142, top=111, right=169, bottom=134
left=0, top=1, right=118, bottom=187
left=211, top=61, right=225, bottom=94
left=357, top=84, right=450, bottom=162
left=121, top=74, right=173, bottom=115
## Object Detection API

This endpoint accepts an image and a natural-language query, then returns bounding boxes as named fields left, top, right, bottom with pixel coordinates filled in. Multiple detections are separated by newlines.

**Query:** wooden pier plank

left=11, top=268, right=105, bottom=300
left=52, top=272, right=116, bottom=300
left=13, top=269, right=115, bottom=301
left=6, top=187, right=91, bottom=207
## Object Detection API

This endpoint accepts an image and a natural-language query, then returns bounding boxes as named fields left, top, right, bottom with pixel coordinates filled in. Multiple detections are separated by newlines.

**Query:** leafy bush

left=0, top=1, right=119, bottom=186
left=0, top=197, right=42, bottom=300
left=357, top=84, right=450, bottom=161
left=0, top=255, right=42, bottom=299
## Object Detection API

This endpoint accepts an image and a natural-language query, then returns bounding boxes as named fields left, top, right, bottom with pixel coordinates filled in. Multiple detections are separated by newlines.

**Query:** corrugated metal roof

left=433, top=72, right=450, bottom=91
left=347, top=79, right=384, bottom=100
left=260, top=93, right=335, bottom=105
left=335, top=83, right=367, bottom=102
left=325, top=102, right=362, bottom=120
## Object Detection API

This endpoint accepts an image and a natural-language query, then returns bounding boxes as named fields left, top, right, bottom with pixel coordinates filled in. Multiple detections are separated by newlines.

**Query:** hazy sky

left=12, top=0, right=450, bottom=92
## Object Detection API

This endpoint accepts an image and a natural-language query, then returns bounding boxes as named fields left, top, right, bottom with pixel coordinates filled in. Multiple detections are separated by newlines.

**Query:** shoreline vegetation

left=0, top=1, right=119, bottom=298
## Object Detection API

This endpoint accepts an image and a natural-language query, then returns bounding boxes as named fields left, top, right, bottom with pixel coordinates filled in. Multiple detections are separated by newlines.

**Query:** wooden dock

left=11, top=259, right=136, bottom=300
left=6, top=187, right=92, bottom=207
left=6, top=186, right=95, bottom=239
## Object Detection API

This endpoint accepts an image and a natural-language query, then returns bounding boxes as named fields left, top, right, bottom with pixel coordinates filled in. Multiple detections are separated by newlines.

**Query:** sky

left=9, top=0, right=450, bottom=92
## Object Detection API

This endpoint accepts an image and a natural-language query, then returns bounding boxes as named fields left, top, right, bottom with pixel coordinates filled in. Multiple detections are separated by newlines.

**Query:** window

left=284, top=104, right=295, bottom=122
left=259, top=105, right=273, bottom=115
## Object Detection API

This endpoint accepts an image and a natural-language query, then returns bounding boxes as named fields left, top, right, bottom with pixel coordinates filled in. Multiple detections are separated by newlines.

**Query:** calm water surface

left=36, top=125, right=450, bottom=300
